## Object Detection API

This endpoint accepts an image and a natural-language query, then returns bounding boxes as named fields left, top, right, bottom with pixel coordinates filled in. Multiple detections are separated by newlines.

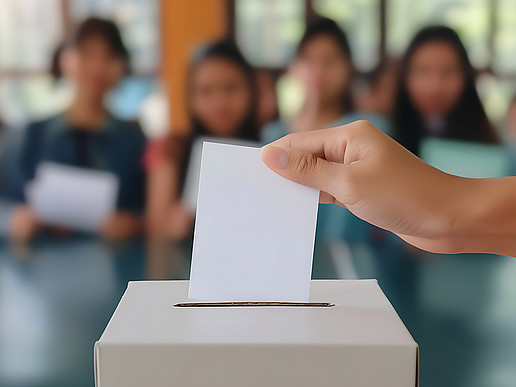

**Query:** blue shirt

left=11, top=113, right=147, bottom=213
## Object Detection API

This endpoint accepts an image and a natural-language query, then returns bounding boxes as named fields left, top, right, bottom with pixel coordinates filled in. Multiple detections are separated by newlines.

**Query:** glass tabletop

left=1, top=235, right=515, bottom=387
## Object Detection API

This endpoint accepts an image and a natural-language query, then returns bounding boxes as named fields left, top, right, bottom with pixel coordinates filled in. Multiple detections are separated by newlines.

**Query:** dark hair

left=50, top=42, right=66, bottom=81
left=296, top=17, right=354, bottom=113
left=393, top=25, right=498, bottom=155
left=51, top=17, right=130, bottom=80
left=187, top=39, right=259, bottom=141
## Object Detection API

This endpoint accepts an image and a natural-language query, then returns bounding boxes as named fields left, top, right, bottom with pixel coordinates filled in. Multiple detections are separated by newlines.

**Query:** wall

left=160, top=0, right=229, bottom=135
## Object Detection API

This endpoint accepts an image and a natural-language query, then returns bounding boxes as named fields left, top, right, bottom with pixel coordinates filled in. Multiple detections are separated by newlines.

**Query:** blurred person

left=262, top=120, right=516, bottom=257
left=9, top=17, right=146, bottom=242
left=145, top=39, right=259, bottom=241
left=355, top=59, right=399, bottom=117
left=393, top=26, right=498, bottom=155
left=506, top=95, right=516, bottom=142
left=262, top=17, right=389, bottom=143
left=0, top=120, right=25, bottom=237
left=0, top=117, right=4, bottom=167
left=263, top=17, right=389, bottom=244
left=0, top=117, right=9, bottom=236
left=503, top=95, right=516, bottom=174
left=255, top=69, right=278, bottom=129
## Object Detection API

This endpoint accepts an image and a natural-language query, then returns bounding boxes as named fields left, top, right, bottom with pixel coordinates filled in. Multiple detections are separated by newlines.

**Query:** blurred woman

left=145, top=39, right=259, bottom=240
left=355, top=59, right=399, bottom=117
left=262, top=17, right=389, bottom=143
left=255, top=69, right=279, bottom=129
left=10, top=17, right=146, bottom=242
left=503, top=95, right=516, bottom=174
left=262, top=17, right=389, bottom=244
left=506, top=95, right=516, bottom=143
left=393, top=26, right=498, bottom=155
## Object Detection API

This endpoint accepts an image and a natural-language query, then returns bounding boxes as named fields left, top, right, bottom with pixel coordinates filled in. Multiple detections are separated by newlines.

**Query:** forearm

left=145, top=164, right=176, bottom=230
left=262, top=121, right=516, bottom=256
left=455, top=177, right=516, bottom=256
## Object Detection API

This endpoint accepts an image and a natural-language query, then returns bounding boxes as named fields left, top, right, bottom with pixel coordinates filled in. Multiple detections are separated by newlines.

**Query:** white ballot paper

left=26, top=162, right=119, bottom=232
left=182, top=136, right=260, bottom=215
left=188, top=142, right=319, bottom=302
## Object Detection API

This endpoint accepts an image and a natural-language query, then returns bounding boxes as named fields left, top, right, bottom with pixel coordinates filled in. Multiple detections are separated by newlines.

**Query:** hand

left=10, top=206, right=41, bottom=242
left=145, top=198, right=193, bottom=242
left=100, top=211, right=142, bottom=241
left=261, top=120, right=477, bottom=254
left=289, top=60, right=318, bottom=98
left=287, top=60, right=320, bottom=132
left=165, top=202, right=194, bottom=241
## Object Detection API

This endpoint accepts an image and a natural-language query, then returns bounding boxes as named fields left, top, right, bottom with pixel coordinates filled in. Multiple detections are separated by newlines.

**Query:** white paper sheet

left=188, top=142, right=319, bottom=302
left=182, top=136, right=260, bottom=215
left=26, top=162, right=119, bottom=232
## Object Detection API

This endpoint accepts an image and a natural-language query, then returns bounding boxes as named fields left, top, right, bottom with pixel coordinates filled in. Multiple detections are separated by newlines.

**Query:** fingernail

left=262, top=145, right=289, bottom=170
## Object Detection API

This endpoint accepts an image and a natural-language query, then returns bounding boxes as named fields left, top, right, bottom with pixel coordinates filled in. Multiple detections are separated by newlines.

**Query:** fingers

left=261, top=121, right=382, bottom=206
left=319, top=191, right=347, bottom=208
left=268, top=120, right=377, bottom=164
left=261, top=144, right=346, bottom=196
left=319, top=191, right=335, bottom=204
left=270, top=127, right=343, bottom=161
left=9, top=207, right=39, bottom=242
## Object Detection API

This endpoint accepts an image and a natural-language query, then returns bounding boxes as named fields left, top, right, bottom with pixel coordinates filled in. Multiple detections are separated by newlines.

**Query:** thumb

left=261, top=145, right=343, bottom=194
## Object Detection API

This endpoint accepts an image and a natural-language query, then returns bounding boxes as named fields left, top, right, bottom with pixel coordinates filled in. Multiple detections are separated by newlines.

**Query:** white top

left=99, top=280, right=415, bottom=347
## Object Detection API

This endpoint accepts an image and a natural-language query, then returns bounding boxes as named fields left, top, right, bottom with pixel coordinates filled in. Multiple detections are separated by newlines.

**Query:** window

left=235, top=0, right=305, bottom=67
left=387, top=0, right=490, bottom=68
left=493, top=0, right=516, bottom=75
left=0, top=0, right=63, bottom=72
left=313, top=0, right=380, bottom=71
left=233, top=0, right=516, bottom=122
left=0, top=0, right=160, bottom=127
left=69, top=0, right=160, bottom=74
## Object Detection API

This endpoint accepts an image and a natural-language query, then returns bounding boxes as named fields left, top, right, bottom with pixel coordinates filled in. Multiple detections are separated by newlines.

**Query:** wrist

left=448, top=177, right=516, bottom=255
left=446, top=177, right=477, bottom=253
left=435, top=175, right=480, bottom=254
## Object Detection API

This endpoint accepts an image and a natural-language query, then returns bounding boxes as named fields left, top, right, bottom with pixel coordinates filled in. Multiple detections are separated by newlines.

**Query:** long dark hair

left=187, top=39, right=259, bottom=141
left=51, top=17, right=130, bottom=80
left=296, top=17, right=354, bottom=114
left=393, top=26, right=498, bottom=155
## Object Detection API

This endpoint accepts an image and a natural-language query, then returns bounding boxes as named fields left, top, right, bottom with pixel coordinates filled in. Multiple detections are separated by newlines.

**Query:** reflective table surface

left=1, top=235, right=515, bottom=387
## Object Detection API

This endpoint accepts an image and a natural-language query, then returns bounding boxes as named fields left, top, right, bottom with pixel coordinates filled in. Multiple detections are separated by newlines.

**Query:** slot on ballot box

left=94, top=280, right=419, bottom=387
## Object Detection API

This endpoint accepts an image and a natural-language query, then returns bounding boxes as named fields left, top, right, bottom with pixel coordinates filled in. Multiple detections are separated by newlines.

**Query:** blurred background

left=1, top=1, right=516, bottom=386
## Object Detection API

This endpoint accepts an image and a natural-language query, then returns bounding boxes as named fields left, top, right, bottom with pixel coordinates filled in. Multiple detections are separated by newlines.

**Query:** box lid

left=95, top=280, right=418, bottom=387
left=99, top=280, right=415, bottom=346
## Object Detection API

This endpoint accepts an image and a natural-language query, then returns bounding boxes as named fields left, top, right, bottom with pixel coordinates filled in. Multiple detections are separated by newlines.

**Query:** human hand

left=145, top=202, right=193, bottom=242
left=289, top=61, right=318, bottom=95
left=165, top=202, right=194, bottom=241
left=10, top=205, right=41, bottom=242
left=100, top=211, right=142, bottom=241
left=261, top=120, right=475, bottom=254
left=286, top=60, right=320, bottom=132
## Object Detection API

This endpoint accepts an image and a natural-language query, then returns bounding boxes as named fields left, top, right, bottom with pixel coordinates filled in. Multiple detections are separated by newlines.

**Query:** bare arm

left=146, top=162, right=177, bottom=235
left=145, top=157, right=193, bottom=241
left=455, top=177, right=516, bottom=255
left=261, top=120, right=516, bottom=257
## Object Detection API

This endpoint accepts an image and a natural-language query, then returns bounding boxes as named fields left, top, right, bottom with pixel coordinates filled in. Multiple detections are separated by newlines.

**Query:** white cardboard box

left=94, top=280, right=419, bottom=387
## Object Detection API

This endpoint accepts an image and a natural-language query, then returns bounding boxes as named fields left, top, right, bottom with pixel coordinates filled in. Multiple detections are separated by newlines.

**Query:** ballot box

left=94, top=280, right=419, bottom=387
